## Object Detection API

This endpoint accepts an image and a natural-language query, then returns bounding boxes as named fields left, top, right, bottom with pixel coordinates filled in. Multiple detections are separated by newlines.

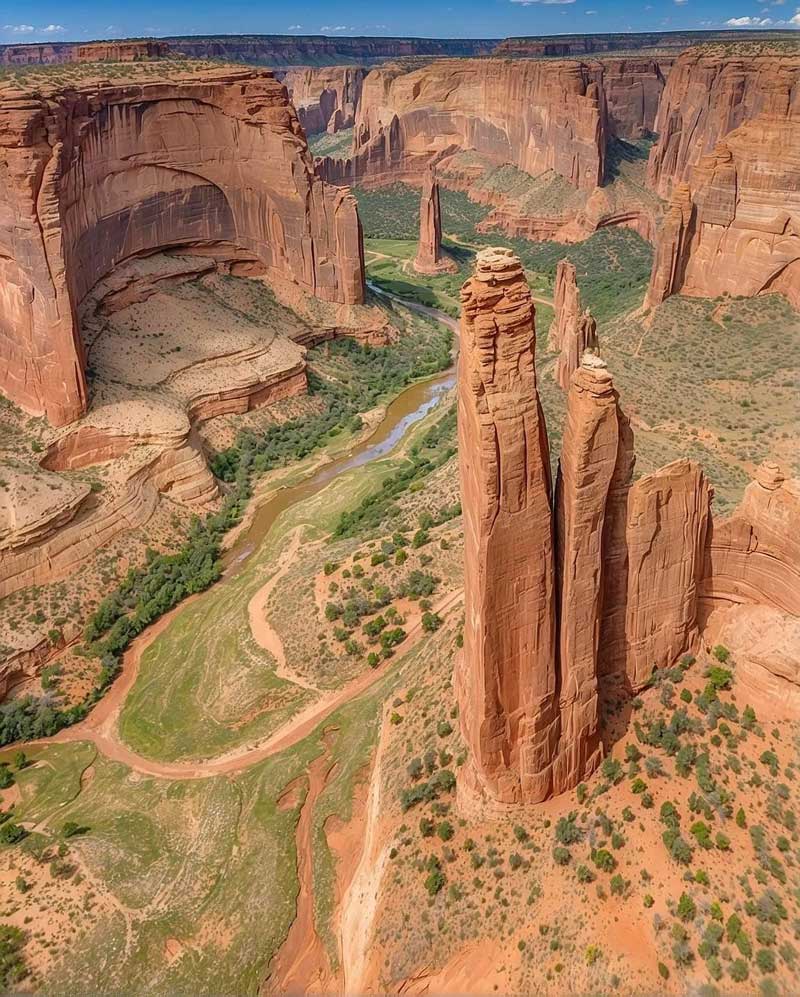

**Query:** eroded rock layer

left=284, top=66, right=365, bottom=135
left=456, top=247, right=558, bottom=805
left=0, top=67, right=365, bottom=426
left=320, top=59, right=609, bottom=191
left=645, top=49, right=800, bottom=308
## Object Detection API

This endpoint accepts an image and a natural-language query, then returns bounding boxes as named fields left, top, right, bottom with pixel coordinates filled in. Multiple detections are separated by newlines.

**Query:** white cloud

left=725, top=13, right=772, bottom=22
left=674, top=1, right=688, bottom=6
left=4, top=23, right=35, bottom=32
left=790, top=8, right=800, bottom=21
left=585, top=8, right=598, bottom=12
left=319, top=24, right=351, bottom=30
left=288, top=24, right=303, bottom=29
left=42, top=24, right=65, bottom=32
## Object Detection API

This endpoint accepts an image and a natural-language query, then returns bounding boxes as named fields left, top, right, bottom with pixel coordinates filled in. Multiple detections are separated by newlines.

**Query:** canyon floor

left=1, top=180, right=799, bottom=994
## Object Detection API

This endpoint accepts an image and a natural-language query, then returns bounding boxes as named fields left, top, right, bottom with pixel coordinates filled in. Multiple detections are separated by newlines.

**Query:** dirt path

left=263, top=745, right=337, bottom=995
left=46, top=588, right=464, bottom=781
left=247, top=526, right=318, bottom=692
left=340, top=707, right=392, bottom=995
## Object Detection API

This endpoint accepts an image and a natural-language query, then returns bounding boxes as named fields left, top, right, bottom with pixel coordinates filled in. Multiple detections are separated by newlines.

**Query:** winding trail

left=30, top=289, right=464, bottom=785
left=48, top=588, right=463, bottom=780
left=247, top=526, right=319, bottom=692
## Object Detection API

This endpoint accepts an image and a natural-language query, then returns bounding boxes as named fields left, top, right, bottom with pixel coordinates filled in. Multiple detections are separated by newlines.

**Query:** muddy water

left=225, top=295, right=457, bottom=570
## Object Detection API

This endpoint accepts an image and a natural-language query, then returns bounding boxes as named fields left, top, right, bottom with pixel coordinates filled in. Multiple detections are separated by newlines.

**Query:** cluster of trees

left=4, top=330, right=454, bottom=749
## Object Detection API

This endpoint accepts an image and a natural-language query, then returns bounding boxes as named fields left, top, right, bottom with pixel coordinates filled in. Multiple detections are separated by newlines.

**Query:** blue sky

left=2, top=0, right=798, bottom=43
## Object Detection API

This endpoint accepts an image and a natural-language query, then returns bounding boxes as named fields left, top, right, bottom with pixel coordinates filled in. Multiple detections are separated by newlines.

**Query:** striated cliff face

left=456, top=248, right=559, bottom=805
left=645, top=49, right=800, bottom=308
left=320, top=59, right=609, bottom=191
left=647, top=50, right=800, bottom=199
left=601, top=459, right=712, bottom=693
left=0, top=67, right=365, bottom=427
left=283, top=66, right=365, bottom=135
left=601, top=57, right=671, bottom=139
left=646, top=114, right=800, bottom=308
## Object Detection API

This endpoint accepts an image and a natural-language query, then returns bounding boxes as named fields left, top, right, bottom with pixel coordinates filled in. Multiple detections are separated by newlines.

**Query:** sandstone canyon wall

left=283, top=66, right=365, bottom=135
left=645, top=49, right=800, bottom=308
left=0, top=67, right=365, bottom=427
left=320, top=59, right=609, bottom=191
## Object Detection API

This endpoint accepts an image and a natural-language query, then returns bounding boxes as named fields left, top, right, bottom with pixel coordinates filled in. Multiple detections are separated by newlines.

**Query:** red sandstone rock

left=413, top=168, right=457, bottom=275
left=701, top=462, right=800, bottom=618
left=284, top=66, right=365, bottom=135
left=553, top=355, right=619, bottom=791
left=456, top=247, right=559, bottom=805
left=550, top=260, right=599, bottom=390
left=0, top=68, right=365, bottom=427
left=645, top=50, right=800, bottom=308
left=320, top=59, right=608, bottom=191
left=646, top=121, right=800, bottom=309
left=602, top=459, right=712, bottom=692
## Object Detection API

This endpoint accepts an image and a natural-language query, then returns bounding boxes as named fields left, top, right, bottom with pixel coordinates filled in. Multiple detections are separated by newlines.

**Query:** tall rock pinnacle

left=553, top=354, right=619, bottom=792
left=456, top=247, right=558, bottom=804
left=413, top=168, right=457, bottom=275
left=549, top=260, right=599, bottom=390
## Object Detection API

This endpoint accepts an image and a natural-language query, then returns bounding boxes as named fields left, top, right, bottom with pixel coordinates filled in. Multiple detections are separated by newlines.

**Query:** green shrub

left=677, top=892, right=697, bottom=922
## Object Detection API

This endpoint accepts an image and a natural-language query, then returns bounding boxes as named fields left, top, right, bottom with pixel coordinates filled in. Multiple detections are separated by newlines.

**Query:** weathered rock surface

left=0, top=67, right=365, bottom=427
left=549, top=260, right=599, bottom=390
left=645, top=49, right=800, bottom=308
left=647, top=50, right=800, bottom=199
left=553, top=356, right=620, bottom=792
left=284, top=66, right=365, bottom=135
left=413, top=169, right=457, bottom=275
left=701, top=462, right=800, bottom=618
left=456, top=247, right=558, bottom=805
left=646, top=119, right=800, bottom=309
left=320, top=59, right=608, bottom=191
left=600, top=459, right=712, bottom=693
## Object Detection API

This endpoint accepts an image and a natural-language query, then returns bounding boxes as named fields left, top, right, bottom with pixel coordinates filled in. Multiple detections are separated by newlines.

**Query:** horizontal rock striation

left=0, top=67, right=365, bottom=427
left=645, top=49, right=800, bottom=308
left=319, top=59, right=609, bottom=191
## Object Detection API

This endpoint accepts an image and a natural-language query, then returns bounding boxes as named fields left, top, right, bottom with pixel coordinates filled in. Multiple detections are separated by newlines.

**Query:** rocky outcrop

left=553, top=356, right=619, bottom=792
left=0, top=405, right=220, bottom=599
left=646, top=50, right=800, bottom=199
left=457, top=251, right=722, bottom=804
left=699, top=463, right=800, bottom=718
left=549, top=260, right=599, bottom=390
left=284, top=66, right=365, bottom=136
left=456, top=248, right=559, bottom=805
left=413, top=169, right=457, bottom=275
left=491, top=30, right=774, bottom=59
left=646, top=117, right=800, bottom=309
left=0, top=67, right=365, bottom=427
left=645, top=49, right=800, bottom=309
left=0, top=40, right=170, bottom=64
left=701, top=462, right=800, bottom=618
left=601, top=459, right=712, bottom=693
left=320, top=59, right=608, bottom=192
